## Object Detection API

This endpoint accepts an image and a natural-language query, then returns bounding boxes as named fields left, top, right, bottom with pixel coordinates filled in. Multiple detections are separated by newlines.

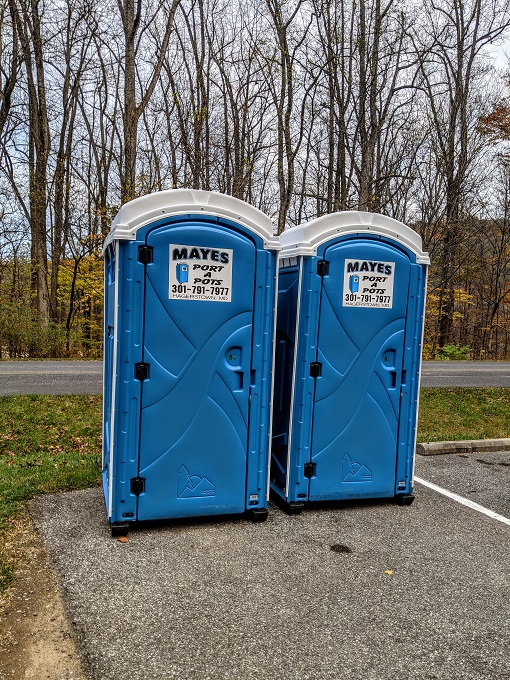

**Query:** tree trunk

left=118, top=0, right=181, bottom=205
left=13, top=0, right=51, bottom=326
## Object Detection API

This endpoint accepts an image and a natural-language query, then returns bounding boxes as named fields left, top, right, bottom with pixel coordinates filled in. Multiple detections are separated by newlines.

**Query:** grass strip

left=0, top=395, right=101, bottom=592
left=418, top=388, right=510, bottom=443
left=0, top=395, right=102, bottom=531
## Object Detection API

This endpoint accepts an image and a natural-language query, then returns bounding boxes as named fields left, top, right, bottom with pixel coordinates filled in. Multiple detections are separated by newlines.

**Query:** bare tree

left=414, top=0, right=510, bottom=349
left=0, top=0, right=509, bottom=358
left=11, top=0, right=51, bottom=324
left=78, top=18, right=122, bottom=239
left=0, top=0, right=18, bottom=138
left=117, top=0, right=181, bottom=204
left=263, top=0, right=311, bottom=233
left=206, top=0, right=273, bottom=201
left=49, top=0, right=93, bottom=323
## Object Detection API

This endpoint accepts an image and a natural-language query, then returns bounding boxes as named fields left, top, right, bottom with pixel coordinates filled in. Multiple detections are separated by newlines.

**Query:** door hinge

left=130, top=477, right=145, bottom=495
left=135, top=362, right=150, bottom=381
left=310, top=362, right=322, bottom=378
left=304, top=462, right=316, bottom=479
left=138, top=245, right=153, bottom=264
left=317, top=260, right=329, bottom=276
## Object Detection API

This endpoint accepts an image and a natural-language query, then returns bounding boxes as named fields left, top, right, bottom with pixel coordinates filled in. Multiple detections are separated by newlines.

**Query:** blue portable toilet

left=271, top=211, right=429, bottom=512
left=103, top=190, right=280, bottom=536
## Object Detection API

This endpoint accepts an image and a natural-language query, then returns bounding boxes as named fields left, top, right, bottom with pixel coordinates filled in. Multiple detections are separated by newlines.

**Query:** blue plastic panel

left=104, top=212, right=277, bottom=525
left=102, top=244, right=116, bottom=513
left=272, top=234, right=426, bottom=504
left=309, top=238, right=412, bottom=500
left=137, top=222, right=256, bottom=520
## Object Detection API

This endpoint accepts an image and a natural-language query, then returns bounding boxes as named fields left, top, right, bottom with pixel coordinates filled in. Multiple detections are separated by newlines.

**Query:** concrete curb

left=417, top=438, right=510, bottom=456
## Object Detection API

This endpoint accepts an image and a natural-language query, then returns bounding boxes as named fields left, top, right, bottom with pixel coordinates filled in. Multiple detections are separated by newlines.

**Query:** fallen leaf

left=384, top=569, right=394, bottom=575
left=117, top=536, right=129, bottom=543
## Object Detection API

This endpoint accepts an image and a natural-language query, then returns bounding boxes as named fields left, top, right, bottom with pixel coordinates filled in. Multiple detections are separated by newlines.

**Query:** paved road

left=420, top=360, right=510, bottom=387
left=28, top=450, right=510, bottom=680
left=0, top=361, right=102, bottom=395
left=0, top=360, right=509, bottom=395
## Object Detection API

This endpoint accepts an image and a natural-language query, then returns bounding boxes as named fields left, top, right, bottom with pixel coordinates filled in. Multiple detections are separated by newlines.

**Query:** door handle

left=225, top=347, right=245, bottom=392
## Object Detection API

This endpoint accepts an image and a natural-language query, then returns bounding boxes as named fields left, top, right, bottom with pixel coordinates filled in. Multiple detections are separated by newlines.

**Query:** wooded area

left=0, top=0, right=510, bottom=359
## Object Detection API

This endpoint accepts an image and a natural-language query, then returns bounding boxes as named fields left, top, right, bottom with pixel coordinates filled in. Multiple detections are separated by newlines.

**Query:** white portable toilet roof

left=103, top=189, right=280, bottom=251
left=280, top=211, right=430, bottom=264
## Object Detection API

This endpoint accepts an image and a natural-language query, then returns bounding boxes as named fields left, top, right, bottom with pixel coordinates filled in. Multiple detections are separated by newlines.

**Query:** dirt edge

left=0, top=509, right=87, bottom=679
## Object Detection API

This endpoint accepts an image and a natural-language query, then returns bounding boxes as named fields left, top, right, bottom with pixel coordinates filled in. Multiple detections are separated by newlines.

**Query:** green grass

left=0, top=395, right=102, bottom=592
left=0, top=390, right=509, bottom=593
left=418, top=388, right=510, bottom=442
left=0, top=395, right=102, bottom=531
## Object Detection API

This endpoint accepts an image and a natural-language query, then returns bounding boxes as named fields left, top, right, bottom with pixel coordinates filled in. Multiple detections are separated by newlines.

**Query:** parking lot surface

left=30, top=451, right=509, bottom=680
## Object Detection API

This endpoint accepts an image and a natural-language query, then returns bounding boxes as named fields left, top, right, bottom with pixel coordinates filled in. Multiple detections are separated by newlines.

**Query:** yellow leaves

left=421, top=343, right=435, bottom=360
left=193, top=105, right=208, bottom=121
left=426, top=289, right=475, bottom=320
left=56, top=256, right=104, bottom=353
left=454, top=289, right=475, bottom=305
left=57, top=257, right=104, bottom=305
left=384, top=569, right=394, bottom=576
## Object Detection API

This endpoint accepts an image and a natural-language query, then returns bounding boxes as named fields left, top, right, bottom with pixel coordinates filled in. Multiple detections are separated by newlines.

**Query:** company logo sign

left=169, top=245, right=233, bottom=302
left=343, top=259, right=395, bottom=308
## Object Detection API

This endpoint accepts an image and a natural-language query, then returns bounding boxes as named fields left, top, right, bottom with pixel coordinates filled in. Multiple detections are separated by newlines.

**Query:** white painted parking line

left=414, top=476, right=510, bottom=527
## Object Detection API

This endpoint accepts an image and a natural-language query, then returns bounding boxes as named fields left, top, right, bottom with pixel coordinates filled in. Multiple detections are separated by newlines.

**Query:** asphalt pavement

left=420, top=360, right=510, bottom=387
left=0, top=361, right=102, bottom=395
left=30, top=450, right=510, bottom=680
left=0, top=360, right=509, bottom=395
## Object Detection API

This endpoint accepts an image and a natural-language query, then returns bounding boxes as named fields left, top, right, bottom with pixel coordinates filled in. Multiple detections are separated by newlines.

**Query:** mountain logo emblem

left=178, top=465, right=216, bottom=498
left=342, top=453, right=372, bottom=483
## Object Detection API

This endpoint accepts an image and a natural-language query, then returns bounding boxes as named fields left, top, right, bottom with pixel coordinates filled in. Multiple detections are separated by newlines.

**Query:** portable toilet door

left=103, top=190, right=279, bottom=535
left=271, top=211, right=429, bottom=512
